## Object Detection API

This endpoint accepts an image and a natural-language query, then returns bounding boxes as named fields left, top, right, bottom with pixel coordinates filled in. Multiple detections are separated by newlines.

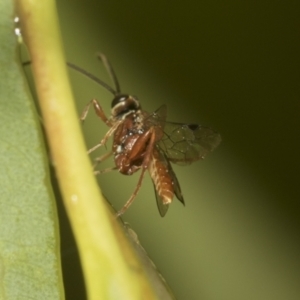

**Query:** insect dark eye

left=111, top=94, right=129, bottom=108
left=111, top=94, right=140, bottom=117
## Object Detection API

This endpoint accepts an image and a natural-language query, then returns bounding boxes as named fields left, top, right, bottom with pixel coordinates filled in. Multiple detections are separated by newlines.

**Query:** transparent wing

left=145, top=105, right=221, bottom=165
left=159, top=122, right=221, bottom=165
left=144, top=104, right=167, bottom=129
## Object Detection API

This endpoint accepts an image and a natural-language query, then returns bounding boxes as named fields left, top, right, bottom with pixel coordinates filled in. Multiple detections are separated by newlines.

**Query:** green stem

left=16, top=0, right=158, bottom=299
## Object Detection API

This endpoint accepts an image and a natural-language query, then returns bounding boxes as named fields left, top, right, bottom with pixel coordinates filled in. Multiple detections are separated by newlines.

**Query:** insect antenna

left=96, top=53, right=121, bottom=94
left=67, top=62, right=117, bottom=96
left=22, top=59, right=120, bottom=96
left=22, top=54, right=121, bottom=96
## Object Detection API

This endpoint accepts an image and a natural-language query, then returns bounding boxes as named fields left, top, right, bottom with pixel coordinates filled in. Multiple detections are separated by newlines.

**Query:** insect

left=68, top=54, right=221, bottom=217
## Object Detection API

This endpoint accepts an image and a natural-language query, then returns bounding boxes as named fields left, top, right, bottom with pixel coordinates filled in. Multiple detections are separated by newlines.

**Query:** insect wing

left=149, top=104, right=167, bottom=123
left=158, top=122, right=221, bottom=165
left=144, top=105, right=167, bottom=135
left=145, top=106, right=221, bottom=165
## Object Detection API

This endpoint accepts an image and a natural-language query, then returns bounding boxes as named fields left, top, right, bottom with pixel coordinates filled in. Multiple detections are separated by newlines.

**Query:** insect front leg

left=80, top=99, right=112, bottom=126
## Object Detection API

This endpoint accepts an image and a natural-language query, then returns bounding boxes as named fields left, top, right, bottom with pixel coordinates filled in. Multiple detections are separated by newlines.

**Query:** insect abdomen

left=148, top=150, right=174, bottom=205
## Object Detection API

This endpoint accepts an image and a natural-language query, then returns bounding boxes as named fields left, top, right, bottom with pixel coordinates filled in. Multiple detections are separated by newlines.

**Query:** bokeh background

left=55, top=0, right=300, bottom=299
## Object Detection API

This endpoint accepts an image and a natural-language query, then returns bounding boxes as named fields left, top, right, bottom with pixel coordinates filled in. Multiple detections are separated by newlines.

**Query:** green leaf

left=0, top=1, right=64, bottom=299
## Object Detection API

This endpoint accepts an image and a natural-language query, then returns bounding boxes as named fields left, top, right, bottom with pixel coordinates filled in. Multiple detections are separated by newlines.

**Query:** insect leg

left=80, top=99, right=112, bottom=126
left=93, top=151, right=113, bottom=174
left=93, top=151, right=113, bottom=167
left=116, top=128, right=156, bottom=217
left=94, top=166, right=118, bottom=175
left=87, top=120, right=122, bottom=154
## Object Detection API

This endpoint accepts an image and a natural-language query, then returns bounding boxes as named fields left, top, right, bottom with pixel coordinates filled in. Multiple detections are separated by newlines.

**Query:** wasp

left=68, top=54, right=221, bottom=217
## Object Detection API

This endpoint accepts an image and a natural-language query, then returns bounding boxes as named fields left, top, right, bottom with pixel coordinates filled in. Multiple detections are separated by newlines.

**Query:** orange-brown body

left=110, top=109, right=176, bottom=215
left=148, top=149, right=174, bottom=205
left=78, top=54, right=221, bottom=217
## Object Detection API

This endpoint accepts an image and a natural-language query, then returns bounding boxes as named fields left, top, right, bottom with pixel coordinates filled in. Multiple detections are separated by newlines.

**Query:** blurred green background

left=55, top=0, right=300, bottom=299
